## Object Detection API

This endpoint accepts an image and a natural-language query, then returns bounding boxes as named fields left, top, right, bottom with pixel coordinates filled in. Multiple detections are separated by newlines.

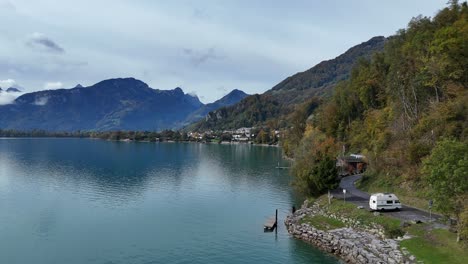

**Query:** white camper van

left=369, top=193, right=402, bottom=211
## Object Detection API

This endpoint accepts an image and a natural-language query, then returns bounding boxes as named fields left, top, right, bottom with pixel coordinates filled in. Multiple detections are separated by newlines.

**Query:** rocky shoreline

left=285, top=201, right=417, bottom=264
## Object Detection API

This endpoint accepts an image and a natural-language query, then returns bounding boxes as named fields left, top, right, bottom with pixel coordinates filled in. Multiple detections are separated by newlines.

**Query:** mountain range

left=190, top=36, right=386, bottom=131
left=0, top=36, right=385, bottom=132
left=0, top=78, right=248, bottom=131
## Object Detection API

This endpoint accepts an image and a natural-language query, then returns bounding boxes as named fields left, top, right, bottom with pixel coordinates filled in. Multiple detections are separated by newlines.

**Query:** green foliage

left=190, top=94, right=284, bottom=131
left=291, top=127, right=339, bottom=196
left=460, top=207, right=468, bottom=242
left=270, top=36, right=386, bottom=95
left=281, top=98, right=321, bottom=157
left=401, top=223, right=468, bottom=264
left=422, top=139, right=468, bottom=231
left=190, top=37, right=386, bottom=132
left=297, top=0, right=467, bottom=202
left=300, top=215, right=346, bottom=231
left=314, top=195, right=403, bottom=238
left=255, top=129, right=270, bottom=144
left=0, top=129, right=90, bottom=138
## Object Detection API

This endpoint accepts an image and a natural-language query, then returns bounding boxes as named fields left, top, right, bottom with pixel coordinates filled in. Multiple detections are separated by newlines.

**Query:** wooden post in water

left=264, top=209, right=279, bottom=232
left=275, top=209, right=278, bottom=233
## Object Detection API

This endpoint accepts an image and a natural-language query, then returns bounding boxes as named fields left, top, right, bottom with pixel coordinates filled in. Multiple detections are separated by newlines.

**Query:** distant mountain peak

left=189, top=36, right=386, bottom=131
left=0, top=77, right=207, bottom=131
left=74, top=84, right=84, bottom=88
left=216, top=89, right=248, bottom=105
left=182, top=89, right=249, bottom=126
left=94, top=77, right=149, bottom=90
left=6, top=87, right=22, bottom=93
left=225, top=89, right=247, bottom=97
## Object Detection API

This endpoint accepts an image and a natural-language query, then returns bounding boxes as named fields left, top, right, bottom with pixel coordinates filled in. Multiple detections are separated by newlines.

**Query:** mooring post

left=275, top=209, right=278, bottom=232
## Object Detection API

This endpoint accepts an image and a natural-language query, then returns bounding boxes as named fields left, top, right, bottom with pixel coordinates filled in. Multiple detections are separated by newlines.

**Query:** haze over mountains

left=0, top=36, right=385, bottom=132
left=0, top=78, right=248, bottom=131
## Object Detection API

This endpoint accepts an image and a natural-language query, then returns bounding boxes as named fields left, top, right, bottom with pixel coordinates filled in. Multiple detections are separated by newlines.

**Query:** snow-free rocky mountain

left=0, top=87, right=22, bottom=93
left=0, top=78, right=248, bottom=131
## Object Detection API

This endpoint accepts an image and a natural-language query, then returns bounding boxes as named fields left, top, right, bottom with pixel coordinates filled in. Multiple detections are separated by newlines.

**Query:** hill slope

left=183, top=89, right=249, bottom=125
left=190, top=36, right=386, bottom=131
left=288, top=2, right=468, bottom=232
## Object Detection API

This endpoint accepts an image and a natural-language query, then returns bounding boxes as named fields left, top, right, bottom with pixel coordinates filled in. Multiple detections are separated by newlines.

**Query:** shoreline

left=285, top=200, right=417, bottom=264
left=0, top=136, right=281, bottom=148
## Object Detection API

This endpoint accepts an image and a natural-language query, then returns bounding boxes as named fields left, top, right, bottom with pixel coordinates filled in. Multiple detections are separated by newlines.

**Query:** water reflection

left=0, top=139, right=295, bottom=205
left=0, top=138, right=337, bottom=264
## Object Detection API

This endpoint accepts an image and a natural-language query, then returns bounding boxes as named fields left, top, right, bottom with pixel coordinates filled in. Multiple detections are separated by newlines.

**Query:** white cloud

left=0, top=0, right=447, bottom=103
left=44, top=81, right=63, bottom=90
left=0, top=78, right=17, bottom=88
left=188, top=91, right=198, bottom=96
left=33, top=96, right=48, bottom=106
left=0, top=91, right=24, bottom=105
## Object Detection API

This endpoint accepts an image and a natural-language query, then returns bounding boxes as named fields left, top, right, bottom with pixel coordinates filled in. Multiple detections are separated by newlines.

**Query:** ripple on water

left=0, top=139, right=339, bottom=264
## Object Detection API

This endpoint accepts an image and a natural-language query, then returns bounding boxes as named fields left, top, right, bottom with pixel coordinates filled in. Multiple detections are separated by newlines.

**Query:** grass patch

left=401, top=224, right=468, bottom=264
left=356, top=172, right=441, bottom=214
left=316, top=195, right=404, bottom=238
left=306, top=197, right=316, bottom=206
left=306, top=193, right=467, bottom=263
left=300, top=215, right=346, bottom=231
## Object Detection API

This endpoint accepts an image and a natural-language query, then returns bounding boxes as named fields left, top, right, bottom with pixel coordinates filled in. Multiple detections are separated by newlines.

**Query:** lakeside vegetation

left=311, top=195, right=404, bottom=238
left=284, top=1, right=467, bottom=243
left=303, top=196, right=468, bottom=264
left=0, top=2, right=465, bottom=259
left=400, top=224, right=468, bottom=264
left=0, top=128, right=279, bottom=145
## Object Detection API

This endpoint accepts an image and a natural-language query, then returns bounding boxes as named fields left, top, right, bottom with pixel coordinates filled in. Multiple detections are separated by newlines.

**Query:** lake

left=0, top=138, right=338, bottom=264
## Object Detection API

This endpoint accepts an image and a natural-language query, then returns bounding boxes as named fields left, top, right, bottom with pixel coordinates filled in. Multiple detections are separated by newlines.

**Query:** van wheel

left=380, top=208, right=385, bottom=212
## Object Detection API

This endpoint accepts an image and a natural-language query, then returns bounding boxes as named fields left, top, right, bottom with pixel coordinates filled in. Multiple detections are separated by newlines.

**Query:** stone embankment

left=285, top=201, right=417, bottom=264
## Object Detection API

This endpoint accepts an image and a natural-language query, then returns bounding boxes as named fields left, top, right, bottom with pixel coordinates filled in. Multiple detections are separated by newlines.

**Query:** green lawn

left=306, top=195, right=467, bottom=263
left=314, top=195, right=403, bottom=238
left=300, top=215, right=346, bottom=231
left=400, top=224, right=468, bottom=264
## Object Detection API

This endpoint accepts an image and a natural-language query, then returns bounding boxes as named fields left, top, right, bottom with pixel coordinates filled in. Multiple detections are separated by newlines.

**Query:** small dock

left=264, top=209, right=278, bottom=232
left=276, top=162, right=289, bottom=169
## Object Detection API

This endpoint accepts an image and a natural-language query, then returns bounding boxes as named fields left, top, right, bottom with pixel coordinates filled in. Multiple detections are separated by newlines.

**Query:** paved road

left=331, top=174, right=442, bottom=223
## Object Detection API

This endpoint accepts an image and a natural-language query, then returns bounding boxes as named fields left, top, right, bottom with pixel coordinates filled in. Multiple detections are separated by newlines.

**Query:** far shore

left=110, top=137, right=281, bottom=147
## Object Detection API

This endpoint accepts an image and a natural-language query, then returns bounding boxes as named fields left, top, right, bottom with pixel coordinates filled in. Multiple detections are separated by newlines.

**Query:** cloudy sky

left=0, top=0, right=446, bottom=103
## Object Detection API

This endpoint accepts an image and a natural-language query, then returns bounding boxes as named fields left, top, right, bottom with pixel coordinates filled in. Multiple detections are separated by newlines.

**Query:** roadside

left=289, top=194, right=467, bottom=264
left=333, top=174, right=444, bottom=224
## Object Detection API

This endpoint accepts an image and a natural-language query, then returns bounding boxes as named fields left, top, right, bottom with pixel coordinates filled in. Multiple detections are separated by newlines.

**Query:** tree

left=422, top=138, right=468, bottom=242
left=312, top=154, right=339, bottom=204
left=255, top=129, right=270, bottom=144
left=459, top=206, right=468, bottom=242
left=291, top=126, right=339, bottom=196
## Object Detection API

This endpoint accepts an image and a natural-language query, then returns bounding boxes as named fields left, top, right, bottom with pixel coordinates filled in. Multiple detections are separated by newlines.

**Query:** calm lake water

left=0, top=138, right=338, bottom=264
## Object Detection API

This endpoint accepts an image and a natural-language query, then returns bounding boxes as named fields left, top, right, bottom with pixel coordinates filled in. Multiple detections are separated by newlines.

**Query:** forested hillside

left=287, top=1, right=467, bottom=241
left=189, top=36, right=386, bottom=131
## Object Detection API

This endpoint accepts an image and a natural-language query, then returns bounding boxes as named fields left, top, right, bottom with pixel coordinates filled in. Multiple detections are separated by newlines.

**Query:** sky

left=0, top=0, right=447, bottom=103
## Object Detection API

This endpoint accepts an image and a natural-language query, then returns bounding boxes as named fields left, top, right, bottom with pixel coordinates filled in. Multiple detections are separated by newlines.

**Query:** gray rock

left=286, top=199, right=417, bottom=264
